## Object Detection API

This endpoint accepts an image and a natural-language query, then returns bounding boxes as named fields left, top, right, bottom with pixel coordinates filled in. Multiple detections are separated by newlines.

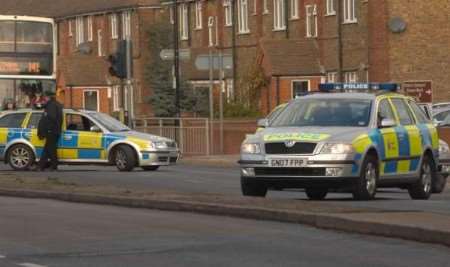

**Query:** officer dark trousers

left=39, top=133, right=59, bottom=170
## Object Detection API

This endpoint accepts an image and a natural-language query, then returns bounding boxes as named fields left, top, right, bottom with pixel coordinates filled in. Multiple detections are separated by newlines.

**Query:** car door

left=376, top=98, right=399, bottom=175
left=61, top=113, right=104, bottom=161
left=408, top=100, right=439, bottom=157
left=390, top=98, right=422, bottom=174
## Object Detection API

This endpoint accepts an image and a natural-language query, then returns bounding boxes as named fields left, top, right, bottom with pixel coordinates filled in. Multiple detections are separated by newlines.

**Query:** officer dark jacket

left=38, top=98, right=63, bottom=139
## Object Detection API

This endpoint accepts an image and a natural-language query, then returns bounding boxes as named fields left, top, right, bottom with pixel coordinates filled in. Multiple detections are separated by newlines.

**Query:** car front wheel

left=305, top=188, right=328, bottom=200
left=142, top=166, right=160, bottom=171
left=408, top=155, right=434, bottom=199
left=8, top=144, right=35, bottom=171
left=114, top=145, right=137, bottom=172
left=353, top=154, right=378, bottom=200
left=241, top=177, right=267, bottom=197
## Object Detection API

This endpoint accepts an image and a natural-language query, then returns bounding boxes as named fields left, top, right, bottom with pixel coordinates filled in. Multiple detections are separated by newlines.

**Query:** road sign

left=159, top=49, right=191, bottom=61
left=195, top=54, right=233, bottom=70
left=402, top=81, right=432, bottom=103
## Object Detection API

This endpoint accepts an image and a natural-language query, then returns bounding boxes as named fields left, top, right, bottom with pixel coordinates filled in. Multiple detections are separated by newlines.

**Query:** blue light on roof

left=319, top=83, right=398, bottom=92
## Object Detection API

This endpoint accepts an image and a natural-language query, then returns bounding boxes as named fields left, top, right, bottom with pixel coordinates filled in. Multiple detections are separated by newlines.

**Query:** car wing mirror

left=257, top=118, right=269, bottom=128
left=90, top=125, right=102, bottom=132
left=380, top=118, right=396, bottom=128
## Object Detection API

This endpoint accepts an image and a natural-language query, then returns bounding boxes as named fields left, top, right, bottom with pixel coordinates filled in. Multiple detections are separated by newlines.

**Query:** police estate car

left=239, top=83, right=440, bottom=200
left=0, top=109, right=179, bottom=171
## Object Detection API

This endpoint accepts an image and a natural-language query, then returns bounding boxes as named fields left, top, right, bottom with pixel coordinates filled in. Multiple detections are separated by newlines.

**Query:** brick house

left=165, top=0, right=450, bottom=115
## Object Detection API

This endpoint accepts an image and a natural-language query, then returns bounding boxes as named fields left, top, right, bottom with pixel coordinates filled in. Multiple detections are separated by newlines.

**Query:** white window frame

left=344, top=72, right=358, bottom=83
left=263, top=0, right=269, bottom=14
left=83, top=90, right=100, bottom=112
left=75, top=16, right=85, bottom=46
left=169, top=6, right=175, bottom=24
left=273, top=0, right=286, bottom=31
left=290, top=0, right=299, bottom=19
left=195, top=1, right=203, bottom=29
left=87, top=16, right=93, bottom=42
left=113, top=85, right=120, bottom=111
left=237, top=0, right=250, bottom=33
left=122, top=11, right=132, bottom=40
left=110, top=14, right=118, bottom=39
left=327, top=72, right=337, bottom=83
left=253, top=0, right=258, bottom=15
left=223, top=0, right=233, bottom=26
left=326, top=0, right=336, bottom=15
left=68, top=20, right=73, bottom=37
left=306, top=5, right=318, bottom=38
left=179, top=3, right=189, bottom=40
left=97, top=29, right=103, bottom=57
left=343, top=0, right=357, bottom=23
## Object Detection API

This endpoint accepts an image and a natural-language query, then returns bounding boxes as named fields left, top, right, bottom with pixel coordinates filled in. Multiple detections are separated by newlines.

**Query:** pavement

left=1, top=197, right=450, bottom=267
left=0, top=161, right=450, bottom=248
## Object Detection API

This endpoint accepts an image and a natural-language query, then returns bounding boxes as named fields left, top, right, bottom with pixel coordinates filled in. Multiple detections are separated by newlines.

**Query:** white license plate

left=269, top=158, right=306, bottom=167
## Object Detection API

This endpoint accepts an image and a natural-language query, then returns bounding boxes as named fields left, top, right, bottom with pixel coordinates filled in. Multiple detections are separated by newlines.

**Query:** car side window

left=0, top=113, right=26, bottom=128
left=27, top=113, right=43, bottom=129
left=391, top=98, right=414, bottom=125
left=65, top=114, right=96, bottom=132
left=435, top=110, right=450, bottom=122
left=408, top=101, right=429, bottom=124
left=377, top=99, right=396, bottom=126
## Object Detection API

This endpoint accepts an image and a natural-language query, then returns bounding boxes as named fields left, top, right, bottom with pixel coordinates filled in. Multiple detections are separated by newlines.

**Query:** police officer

left=37, top=91, right=63, bottom=171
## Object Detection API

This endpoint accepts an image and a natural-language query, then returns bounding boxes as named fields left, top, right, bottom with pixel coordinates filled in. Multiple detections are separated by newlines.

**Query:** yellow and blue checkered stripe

left=352, top=123, right=438, bottom=175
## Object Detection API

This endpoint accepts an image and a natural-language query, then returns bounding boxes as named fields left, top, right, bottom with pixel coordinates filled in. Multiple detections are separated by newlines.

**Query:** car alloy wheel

left=115, top=149, right=128, bottom=170
left=421, top=162, right=432, bottom=195
left=365, top=162, right=377, bottom=196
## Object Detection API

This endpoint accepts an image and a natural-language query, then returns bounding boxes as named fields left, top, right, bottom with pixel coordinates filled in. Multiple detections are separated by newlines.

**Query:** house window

left=263, top=0, right=269, bottom=14
left=344, top=72, right=358, bottom=83
left=113, top=85, right=120, bottom=111
left=224, top=0, right=233, bottom=26
left=237, top=0, right=250, bottom=33
left=273, top=0, right=286, bottom=30
left=122, top=11, right=132, bottom=40
left=98, top=29, right=103, bottom=56
left=208, top=17, right=215, bottom=47
left=292, top=81, right=309, bottom=98
left=290, top=0, right=299, bottom=19
left=327, top=72, right=337, bottom=83
left=343, top=0, right=357, bottom=23
left=68, top=20, right=73, bottom=37
left=326, top=0, right=336, bottom=15
left=83, top=90, right=99, bottom=111
left=179, top=3, right=189, bottom=40
left=195, top=1, right=203, bottom=29
left=306, top=5, right=318, bottom=37
left=75, top=16, right=85, bottom=46
left=111, top=14, right=118, bottom=39
left=87, top=16, right=93, bottom=42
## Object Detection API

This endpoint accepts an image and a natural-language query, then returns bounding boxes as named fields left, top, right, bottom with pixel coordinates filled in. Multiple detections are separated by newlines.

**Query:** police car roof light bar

left=318, top=83, right=398, bottom=92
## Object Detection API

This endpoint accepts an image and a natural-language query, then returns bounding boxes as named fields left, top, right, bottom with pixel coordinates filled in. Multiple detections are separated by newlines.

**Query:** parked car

left=239, top=84, right=440, bottom=200
left=0, top=109, right=179, bottom=171
left=433, top=107, right=450, bottom=126
left=434, top=139, right=449, bottom=193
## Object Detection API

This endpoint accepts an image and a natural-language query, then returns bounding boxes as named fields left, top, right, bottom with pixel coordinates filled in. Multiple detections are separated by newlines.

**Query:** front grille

left=158, top=156, right=169, bottom=162
left=166, top=142, right=177, bottom=148
left=265, top=142, right=316, bottom=154
left=255, top=167, right=326, bottom=176
left=170, top=157, right=177, bottom=163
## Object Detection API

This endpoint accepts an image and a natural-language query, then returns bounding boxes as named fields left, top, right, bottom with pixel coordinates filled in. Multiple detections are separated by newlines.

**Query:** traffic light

left=108, top=40, right=127, bottom=79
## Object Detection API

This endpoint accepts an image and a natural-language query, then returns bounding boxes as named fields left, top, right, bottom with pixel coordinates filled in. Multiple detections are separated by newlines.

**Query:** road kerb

left=0, top=188, right=449, bottom=247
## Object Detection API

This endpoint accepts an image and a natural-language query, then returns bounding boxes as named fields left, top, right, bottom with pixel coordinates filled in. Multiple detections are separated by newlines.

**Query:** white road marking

left=17, top=263, right=48, bottom=267
left=0, top=255, right=5, bottom=259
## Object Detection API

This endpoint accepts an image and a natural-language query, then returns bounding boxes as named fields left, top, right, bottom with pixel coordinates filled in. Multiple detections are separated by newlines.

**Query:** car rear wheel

left=305, top=188, right=328, bottom=200
left=8, top=144, right=35, bottom=171
left=432, top=172, right=447, bottom=194
left=142, top=166, right=160, bottom=171
left=114, top=145, right=137, bottom=172
left=408, top=155, right=434, bottom=199
left=241, top=177, right=267, bottom=197
left=353, top=154, right=378, bottom=200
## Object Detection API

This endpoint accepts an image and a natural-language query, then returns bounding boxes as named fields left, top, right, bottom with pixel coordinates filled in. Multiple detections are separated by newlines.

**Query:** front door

left=61, top=113, right=104, bottom=161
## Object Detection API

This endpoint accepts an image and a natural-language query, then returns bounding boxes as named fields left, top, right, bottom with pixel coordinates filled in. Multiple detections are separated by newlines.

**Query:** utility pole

left=337, top=0, right=344, bottom=83
left=173, top=0, right=181, bottom=118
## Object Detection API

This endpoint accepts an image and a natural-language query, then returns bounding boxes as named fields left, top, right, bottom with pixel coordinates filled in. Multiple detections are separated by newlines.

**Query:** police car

left=0, top=109, right=179, bottom=171
left=239, top=83, right=440, bottom=200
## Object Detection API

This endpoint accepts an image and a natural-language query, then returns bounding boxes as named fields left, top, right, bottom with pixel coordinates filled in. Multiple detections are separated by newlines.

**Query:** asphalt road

left=1, top=163, right=450, bottom=214
left=0, top=196, right=449, bottom=267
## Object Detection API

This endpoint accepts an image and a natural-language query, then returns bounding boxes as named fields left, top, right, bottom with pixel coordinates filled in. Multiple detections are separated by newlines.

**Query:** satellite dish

left=389, top=17, right=407, bottom=33
left=77, top=43, right=92, bottom=54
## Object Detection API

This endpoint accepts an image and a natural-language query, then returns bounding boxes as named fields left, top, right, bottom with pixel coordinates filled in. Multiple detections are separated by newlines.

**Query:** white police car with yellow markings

left=239, top=83, right=440, bottom=200
left=0, top=109, right=179, bottom=171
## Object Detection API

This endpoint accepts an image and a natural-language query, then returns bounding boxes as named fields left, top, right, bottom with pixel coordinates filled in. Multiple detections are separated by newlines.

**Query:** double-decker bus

left=0, top=15, right=56, bottom=110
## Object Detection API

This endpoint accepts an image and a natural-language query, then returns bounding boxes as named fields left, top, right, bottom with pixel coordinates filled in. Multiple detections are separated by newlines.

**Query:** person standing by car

left=37, top=91, right=63, bottom=171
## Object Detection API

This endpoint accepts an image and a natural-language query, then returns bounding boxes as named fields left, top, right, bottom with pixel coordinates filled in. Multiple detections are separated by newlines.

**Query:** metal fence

left=133, top=117, right=210, bottom=155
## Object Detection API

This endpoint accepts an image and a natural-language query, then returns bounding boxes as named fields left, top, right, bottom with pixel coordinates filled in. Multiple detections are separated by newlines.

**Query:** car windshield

left=271, top=98, right=372, bottom=127
left=89, top=112, right=130, bottom=132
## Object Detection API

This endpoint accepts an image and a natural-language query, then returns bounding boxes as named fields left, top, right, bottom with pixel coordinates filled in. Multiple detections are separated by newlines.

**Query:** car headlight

left=154, top=141, right=168, bottom=149
left=241, top=143, right=261, bottom=154
left=439, top=140, right=449, bottom=154
left=320, top=143, right=354, bottom=154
